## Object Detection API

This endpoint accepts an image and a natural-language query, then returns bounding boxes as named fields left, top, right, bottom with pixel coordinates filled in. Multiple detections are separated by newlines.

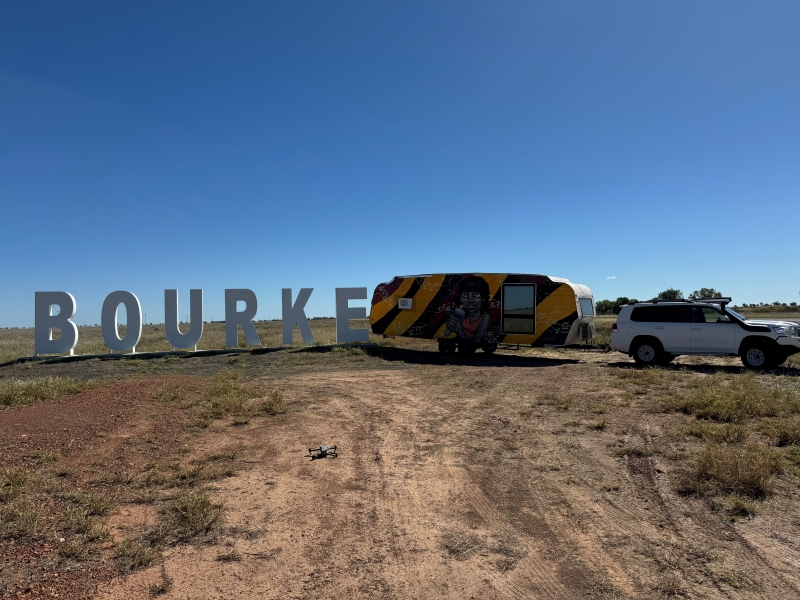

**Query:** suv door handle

left=692, top=327, right=703, bottom=331
left=653, top=326, right=664, bottom=329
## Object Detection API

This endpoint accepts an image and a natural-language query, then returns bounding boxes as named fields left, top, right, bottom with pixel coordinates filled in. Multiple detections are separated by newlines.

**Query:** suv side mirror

left=717, top=315, right=730, bottom=323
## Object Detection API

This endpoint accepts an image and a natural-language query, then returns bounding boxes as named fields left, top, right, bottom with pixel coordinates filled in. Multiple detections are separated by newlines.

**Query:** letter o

left=101, top=291, right=143, bottom=352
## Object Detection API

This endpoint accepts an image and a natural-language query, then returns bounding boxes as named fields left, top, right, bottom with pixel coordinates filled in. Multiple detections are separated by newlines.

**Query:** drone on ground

left=306, top=444, right=338, bottom=460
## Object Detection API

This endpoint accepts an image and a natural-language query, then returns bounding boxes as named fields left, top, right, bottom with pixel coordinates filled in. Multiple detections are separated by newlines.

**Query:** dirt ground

left=2, top=344, right=800, bottom=599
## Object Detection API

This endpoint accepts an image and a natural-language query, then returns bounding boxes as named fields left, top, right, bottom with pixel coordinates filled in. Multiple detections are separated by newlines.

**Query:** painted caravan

left=370, top=274, right=596, bottom=354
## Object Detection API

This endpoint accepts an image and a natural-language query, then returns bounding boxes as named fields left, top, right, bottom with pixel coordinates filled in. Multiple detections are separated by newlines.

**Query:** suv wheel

left=632, top=339, right=662, bottom=366
left=741, top=344, right=776, bottom=370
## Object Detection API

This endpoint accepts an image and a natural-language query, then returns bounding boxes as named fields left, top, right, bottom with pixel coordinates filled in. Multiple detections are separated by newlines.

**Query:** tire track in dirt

left=445, top=448, right=570, bottom=600
left=470, top=407, right=641, bottom=599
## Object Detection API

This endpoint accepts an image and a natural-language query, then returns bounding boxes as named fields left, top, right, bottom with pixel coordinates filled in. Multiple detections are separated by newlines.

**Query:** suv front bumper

left=777, top=336, right=800, bottom=354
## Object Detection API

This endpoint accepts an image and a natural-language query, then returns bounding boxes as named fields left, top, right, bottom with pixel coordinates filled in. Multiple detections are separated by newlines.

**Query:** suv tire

left=659, top=353, right=677, bottom=365
left=741, top=343, right=776, bottom=370
left=632, top=338, right=663, bottom=366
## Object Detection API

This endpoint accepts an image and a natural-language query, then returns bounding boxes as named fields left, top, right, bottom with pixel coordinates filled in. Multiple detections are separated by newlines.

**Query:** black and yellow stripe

left=370, top=273, right=581, bottom=346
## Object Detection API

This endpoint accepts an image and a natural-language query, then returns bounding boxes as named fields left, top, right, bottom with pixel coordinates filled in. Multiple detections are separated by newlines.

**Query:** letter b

left=34, top=292, right=79, bottom=356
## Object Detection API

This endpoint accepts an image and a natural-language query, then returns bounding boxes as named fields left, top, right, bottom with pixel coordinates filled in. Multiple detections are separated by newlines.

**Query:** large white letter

left=225, top=289, right=261, bottom=347
left=34, top=292, right=79, bottom=356
left=101, top=291, right=142, bottom=353
left=165, top=289, right=204, bottom=350
left=336, top=288, right=369, bottom=343
left=282, top=288, right=314, bottom=345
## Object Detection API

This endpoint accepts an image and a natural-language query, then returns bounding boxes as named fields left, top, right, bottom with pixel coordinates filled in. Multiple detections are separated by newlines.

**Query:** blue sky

left=2, top=1, right=798, bottom=326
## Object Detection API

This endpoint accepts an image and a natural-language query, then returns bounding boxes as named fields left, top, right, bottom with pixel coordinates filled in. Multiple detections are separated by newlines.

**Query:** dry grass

left=162, top=488, right=223, bottom=541
left=149, top=565, right=174, bottom=597
left=665, top=371, right=799, bottom=423
left=0, top=467, right=29, bottom=501
left=677, top=443, right=783, bottom=498
left=767, top=417, right=800, bottom=446
left=654, top=572, right=686, bottom=597
left=721, top=569, right=760, bottom=590
left=681, top=421, right=748, bottom=444
left=152, top=371, right=277, bottom=428
left=491, top=531, right=528, bottom=573
left=0, top=467, right=113, bottom=561
left=0, top=376, right=103, bottom=408
left=216, top=548, right=243, bottom=562
left=116, top=487, right=224, bottom=573
left=717, top=494, right=760, bottom=520
left=259, top=389, right=287, bottom=415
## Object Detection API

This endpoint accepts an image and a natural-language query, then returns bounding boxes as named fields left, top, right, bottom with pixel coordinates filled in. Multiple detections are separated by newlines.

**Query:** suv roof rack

left=647, top=297, right=732, bottom=306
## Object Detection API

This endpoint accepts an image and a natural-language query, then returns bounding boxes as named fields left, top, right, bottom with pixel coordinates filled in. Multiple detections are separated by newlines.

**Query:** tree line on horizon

left=595, top=288, right=799, bottom=315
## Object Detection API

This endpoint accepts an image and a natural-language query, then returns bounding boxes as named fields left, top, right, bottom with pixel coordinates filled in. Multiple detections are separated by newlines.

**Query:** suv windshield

left=726, top=307, right=746, bottom=321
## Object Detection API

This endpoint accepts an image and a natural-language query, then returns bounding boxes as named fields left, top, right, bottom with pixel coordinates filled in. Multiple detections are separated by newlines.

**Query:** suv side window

left=692, top=306, right=725, bottom=323
left=630, top=306, right=693, bottom=323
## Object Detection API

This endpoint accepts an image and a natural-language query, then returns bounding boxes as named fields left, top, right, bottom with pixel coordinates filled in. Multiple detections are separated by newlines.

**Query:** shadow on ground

left=349, top=345, right=580, bottom=367
left=606, top=361, right=800, bottom=376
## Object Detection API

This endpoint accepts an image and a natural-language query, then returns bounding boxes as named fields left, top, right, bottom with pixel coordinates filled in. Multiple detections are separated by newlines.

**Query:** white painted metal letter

left=34, top=292, right=79, bottom=356
left=282, top=288, right=314, bottom=345
left=335, top=288, right=369, bottom=343
left=225, top=289, right=261, bottom=347
left=101, top=291, right=143, bottom=353
left=165, top=289, right=204, bottom=350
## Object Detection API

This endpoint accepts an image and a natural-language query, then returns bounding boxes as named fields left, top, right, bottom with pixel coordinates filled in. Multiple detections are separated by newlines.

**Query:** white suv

left=610, top=299, right=800, bottom=369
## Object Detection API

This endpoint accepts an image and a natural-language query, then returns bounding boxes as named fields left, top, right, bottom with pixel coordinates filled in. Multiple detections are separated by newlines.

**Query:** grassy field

left=0, top=319, right=384, bottom=365
left=4, top=311, right=797, bottom=366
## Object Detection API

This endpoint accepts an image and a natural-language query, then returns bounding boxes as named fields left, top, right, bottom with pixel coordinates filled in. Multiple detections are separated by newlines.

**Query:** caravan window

left=502, top=284, right=536, bottom=334
left=579, top=298, right=594, bottom=316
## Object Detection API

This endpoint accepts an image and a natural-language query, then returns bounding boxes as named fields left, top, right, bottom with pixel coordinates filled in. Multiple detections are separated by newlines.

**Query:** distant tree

left=773, top=301, right=782, bottom=307
left=689, top=288, right=723, bottom=300
left=595, top=299, right=615, bottom=315
left=656, top=288, right=682, bottom=301
left=613, top=297, right=638, bottom=313
left=595, top=297, right=640, bottom=314
left=791, top=302, right=797, bottom=307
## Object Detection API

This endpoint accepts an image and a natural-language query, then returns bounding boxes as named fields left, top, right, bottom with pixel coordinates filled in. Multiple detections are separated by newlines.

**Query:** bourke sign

left=34, top=288, right=369, bottom=356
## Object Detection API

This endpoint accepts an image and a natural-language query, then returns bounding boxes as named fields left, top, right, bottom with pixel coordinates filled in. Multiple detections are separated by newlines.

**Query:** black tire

left=631, top=338, right=663, bottom=366
left=481, top=343, right=498, bottom=355
left=659, top=353, right=677, bottom=365
left=438, top=339, right=456, bottom=355
left=457, top=341, right=477, bottom=355
left=741, top=343, right=776, bottom=370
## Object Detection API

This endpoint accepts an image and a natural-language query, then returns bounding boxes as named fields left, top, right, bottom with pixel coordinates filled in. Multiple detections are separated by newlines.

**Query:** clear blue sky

left=2, top=1, right=798, bottom=326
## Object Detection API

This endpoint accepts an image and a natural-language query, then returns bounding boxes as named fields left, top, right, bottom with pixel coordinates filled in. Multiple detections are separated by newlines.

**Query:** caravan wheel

left=438, top=340, right=456, bottom=354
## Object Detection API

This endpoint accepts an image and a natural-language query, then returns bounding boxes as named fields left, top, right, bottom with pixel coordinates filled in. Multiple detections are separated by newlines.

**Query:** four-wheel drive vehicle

left=610, top=298, right=800, bottom=369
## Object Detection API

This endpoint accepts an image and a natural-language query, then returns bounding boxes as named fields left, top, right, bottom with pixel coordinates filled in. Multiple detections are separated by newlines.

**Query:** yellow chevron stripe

left=381, top=274, right=447, bottom=336
left=369, top=277, right=418, bottom=324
